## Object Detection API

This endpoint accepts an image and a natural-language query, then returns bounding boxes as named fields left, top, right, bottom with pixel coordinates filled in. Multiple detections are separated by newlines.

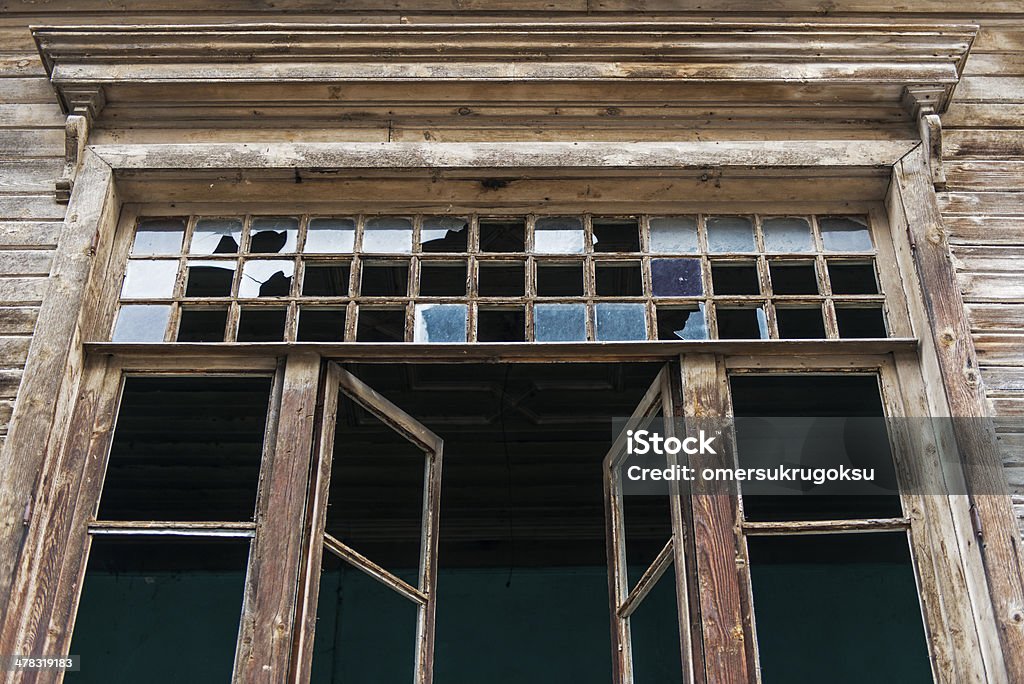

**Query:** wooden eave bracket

left=903, top=84, right=949, bottom=190
left=54, top=87, right=104, bottom=203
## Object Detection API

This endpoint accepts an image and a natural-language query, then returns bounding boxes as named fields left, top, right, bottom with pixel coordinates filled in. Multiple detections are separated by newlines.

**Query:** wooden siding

left=0, top=4, right=1022, bottom=532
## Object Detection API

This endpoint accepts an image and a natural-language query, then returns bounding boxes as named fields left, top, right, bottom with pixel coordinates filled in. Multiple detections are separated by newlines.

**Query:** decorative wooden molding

left=903, top=84, right=948, bottom=189
left=54, top=87, right=104, bottom=203
left=31, top=22, right=977, bottom=127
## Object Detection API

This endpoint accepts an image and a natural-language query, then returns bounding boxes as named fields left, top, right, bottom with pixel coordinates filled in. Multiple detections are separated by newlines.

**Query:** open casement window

left=296, top=364, right=443, bottom=684
left=604, top=365, right=694, bottom=684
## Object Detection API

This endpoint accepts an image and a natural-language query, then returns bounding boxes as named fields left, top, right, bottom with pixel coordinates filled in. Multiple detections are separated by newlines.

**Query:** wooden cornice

left=32, top=22, right=978, bottom=125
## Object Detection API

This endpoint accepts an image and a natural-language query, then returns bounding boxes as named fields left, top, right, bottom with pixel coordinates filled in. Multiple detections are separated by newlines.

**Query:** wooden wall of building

left=0, top=2, right=1022, bottom=527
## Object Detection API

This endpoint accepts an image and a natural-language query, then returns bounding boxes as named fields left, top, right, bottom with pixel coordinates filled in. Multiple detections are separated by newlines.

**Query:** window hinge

left=970, top=502, right=984, bottom=541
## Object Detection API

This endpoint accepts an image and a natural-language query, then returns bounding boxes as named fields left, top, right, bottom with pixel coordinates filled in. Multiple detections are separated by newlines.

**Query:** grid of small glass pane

left=112, top=214, right=887, bottom=343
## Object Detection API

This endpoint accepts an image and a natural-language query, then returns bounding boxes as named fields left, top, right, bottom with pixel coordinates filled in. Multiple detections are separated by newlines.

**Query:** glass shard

left=707, top=216, right=756, bottom=253
left=120, top=260, right=178, bottom=299
left=112, top=305, right=171, bottom=342
left=249, top=216, right=298, bottom=253
left=657, top=305, right=707, bottom=340
left=651, top=258, right=702, bottom=297
left=177, top=307, right=228, bottom=342
left=356, top=308, right=405, bottom=342
left=237, top=308, right=287, bottom=341
left=414, top=303, right=468, bottom=342
left=479, top=218, right=525, bottom=252
left=595, top=262, right=643, bottom=296
left=534, top=303, right=587, bottom=342
left=131, top=217, right=185, bottom=255
left=305, top=217, right=355, bottom=253
left=421, top=217, right=469, bottom=252
left=595, top=303, right=647, bottom=341
left=535, top=216, right=584, bottom=254
left=717, top=307, right=768, bottom=339
left=190, top=217, right=242, bottom=255
left=239, top=261, right=294, bottom=298
left=762, top=217, right=813, bottom=252
left=592, top=218, right=640, bottom=252
left=477, top=308, right=526, bottom=342
left=820, top=216, right=873, bottom=252
left=363, top=217, right=413, bottom=253
left=185, top=260, right=235, bottom=298
left=649, top=216, right=698, bottom=253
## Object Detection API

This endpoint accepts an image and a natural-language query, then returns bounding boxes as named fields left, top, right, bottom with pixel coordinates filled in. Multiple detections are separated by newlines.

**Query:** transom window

left=111, top=213, right=888, bottom=344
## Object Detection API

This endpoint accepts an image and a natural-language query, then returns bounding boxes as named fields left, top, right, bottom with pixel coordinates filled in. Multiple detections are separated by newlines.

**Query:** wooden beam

left=894, top=145, right=1024, bottom=682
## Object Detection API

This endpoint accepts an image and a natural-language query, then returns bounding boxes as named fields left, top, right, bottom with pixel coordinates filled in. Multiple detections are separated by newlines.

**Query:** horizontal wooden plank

left=983, top=367, right=1024, bottom=394
left=0, top=161, right=61, bottom=194
left=0, top=54, right=46, bottom=79
left=963, top=52, right=1024, bottom=77
left=991, top=397, right=1024, bottom=417
left=0, top=335, right=30, bottom=366
left=0, top=250, right=52, bottom=277
left=974, top=334, right=1024, bottom=367
left=957, top=272, right=1024, bottom=301
left=952, top=245, right=1024, bottom=272
left=973, top=28, right=1024, bottom=54
left=966, top=303, right=1024, bottom=333
left=938, top=191, right=1024, bottom=217
left=0, top=306, right=37, bottom=335
left=954, top=76, right=1024, bottom=104
left=944, top=160, right=1024, bottom=191
left=944, top=216, right=1024, bottom=245
left=942, top=103, right=1024, bottom=128
left=0, top=221, right=62, bottom=248
left=945, top=129, right=1024, bottom=158
left=0, top=369, right=22, bottom=399
left=0, top=195, right=65, bottom=221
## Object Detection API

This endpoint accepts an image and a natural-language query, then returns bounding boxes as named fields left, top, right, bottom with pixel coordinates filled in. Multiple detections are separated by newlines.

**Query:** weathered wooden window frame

left=0, top=142, right=1020, bottom=684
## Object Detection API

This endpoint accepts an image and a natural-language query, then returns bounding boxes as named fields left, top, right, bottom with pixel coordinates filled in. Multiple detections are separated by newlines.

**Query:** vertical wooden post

left=894, top=146, right=1024, bottom=682
left=235, top=351, right=320, bottom=683
left=681, top=354, right=752, bottom=683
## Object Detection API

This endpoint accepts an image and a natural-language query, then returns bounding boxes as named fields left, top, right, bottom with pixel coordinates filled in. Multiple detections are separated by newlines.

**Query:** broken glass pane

left=820, top=216, right=873, bottom=252
left=657, top=305, right=707, bottom=340
left=112, top=305, right=171, bottom=342
left=836, top=306, right=887, bottom=338
left=477, top=308, right=526, bottom=342
left=177, top=307, right=228, bottom=342
left=239, top=261, right=294, bottom=298
left=717, top=307, right=768, bottom=339
left=237, top=308, right=287, bottom=342
left=131, top=218, right=185, bottom=255
left=356, top=308, right=405, bottom=342
left=769, top=261, right=818, bottom=295
left=414, top=303, right=467, bottom=343
left=190, top=217, right=243, bottom=255
left=363, top=217, right=413, bottom=253
left=249, top=216, right=298, bottom=253
left=707, top=216, right=756, bottom=253
left=120, top=259, right=178, bottom=299
left=828, top=261, right=878, bottom=295
left=297, top=308, right=346, bottom=342
left=185, top=260, right=235, bottom=298
left=762, top=217, right=813, bottom=252
left=649, top=216, right=698, bottom=253
left=593, top=217, right=640, bottom=252
left=421, top=216, right=469, bottom=252
left=478, top=262, right=525, bottom=297
left=651, top=258, right=702, bottom=297
left=595, top=303, right=647, bottom=341
left=776, top=307, right=826, bottom=339
left=534, top=303, right=587, bottom=342
left=305, top=217, right=355, bottom=253
left=419, top=262, right=468, bottom=296
left=535, top=216, right=584, bottom=254
left=595, top=262, right=643, bottom=296
left=711, top=262, right=760, bottom=295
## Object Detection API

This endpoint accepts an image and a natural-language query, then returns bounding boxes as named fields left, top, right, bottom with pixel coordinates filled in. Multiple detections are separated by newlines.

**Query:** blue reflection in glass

left=414, top=304, right=467, bottom=342
left=673, top=306, right=708, bottom=340
left=595, top=303, right=647, bottom=341
left=534, top=303, right=587, bottom=342
left=707, top=216, right=756, bottom=253
left=651, top=258, right=703, bottom=297
left=820, top=216, right=873, bottom=251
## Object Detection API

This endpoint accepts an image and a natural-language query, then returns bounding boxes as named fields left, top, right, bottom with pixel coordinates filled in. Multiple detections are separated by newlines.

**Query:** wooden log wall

left=0, top=2, right=1022, bottom=532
